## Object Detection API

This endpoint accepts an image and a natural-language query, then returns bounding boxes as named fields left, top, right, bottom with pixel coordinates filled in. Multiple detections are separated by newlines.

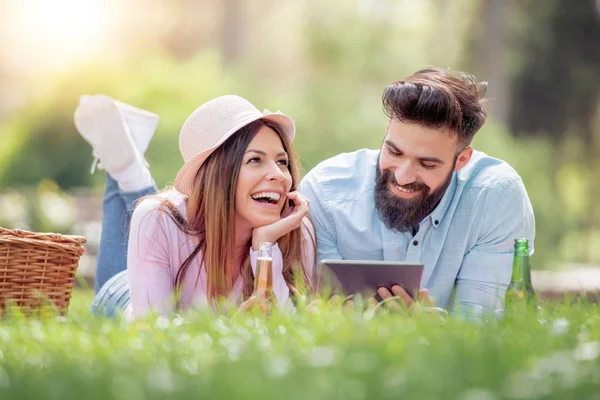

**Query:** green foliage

left=0, top=0, right=599, bottom=269
left=509, top=0, right=600, bottom=139
left=0, top=52, right=234, bottom=190
left=1, top=293, right=600, bottom=399
left=0, top=180, right=78, bottom=234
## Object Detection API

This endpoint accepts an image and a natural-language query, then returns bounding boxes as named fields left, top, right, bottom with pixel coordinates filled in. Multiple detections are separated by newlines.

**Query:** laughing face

left=235, top=125, right=293, bottom=231
left=375, top=119, right=473, bottom=232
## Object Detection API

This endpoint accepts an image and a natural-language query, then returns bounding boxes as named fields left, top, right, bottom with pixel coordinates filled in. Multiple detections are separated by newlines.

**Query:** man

left=299, top=67, right=535, bottom=318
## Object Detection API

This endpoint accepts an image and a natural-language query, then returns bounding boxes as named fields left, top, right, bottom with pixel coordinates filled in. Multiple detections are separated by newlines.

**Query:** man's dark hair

left=382, top=67, right=488, bottom=147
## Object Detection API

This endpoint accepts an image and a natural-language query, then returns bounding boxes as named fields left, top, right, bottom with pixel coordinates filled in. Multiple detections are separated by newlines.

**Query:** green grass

left=1, top=292, right=599, bottom=399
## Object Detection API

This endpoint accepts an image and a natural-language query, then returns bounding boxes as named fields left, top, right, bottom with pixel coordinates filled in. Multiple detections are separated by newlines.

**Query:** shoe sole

left=74, top=95, right=139, bottom=175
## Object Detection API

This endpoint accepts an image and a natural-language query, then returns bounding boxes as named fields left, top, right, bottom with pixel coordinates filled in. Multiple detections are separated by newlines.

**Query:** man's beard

left=374, top=158, right=454, bottom=233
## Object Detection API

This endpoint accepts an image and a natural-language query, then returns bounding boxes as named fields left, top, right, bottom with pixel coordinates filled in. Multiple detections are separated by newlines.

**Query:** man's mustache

left=384, top=170, right=429, bottom=193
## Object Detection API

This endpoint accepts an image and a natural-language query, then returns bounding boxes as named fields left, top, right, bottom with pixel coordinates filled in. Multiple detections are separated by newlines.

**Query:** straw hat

left=174, top=95, right=295, bottom=196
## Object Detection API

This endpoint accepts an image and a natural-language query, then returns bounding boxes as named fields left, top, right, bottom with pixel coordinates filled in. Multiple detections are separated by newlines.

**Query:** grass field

left=1, top=291, right=599, bottom=400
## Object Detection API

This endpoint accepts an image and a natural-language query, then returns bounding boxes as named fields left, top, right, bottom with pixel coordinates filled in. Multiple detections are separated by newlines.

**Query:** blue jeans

left=90, top=174, right=157, bottom=317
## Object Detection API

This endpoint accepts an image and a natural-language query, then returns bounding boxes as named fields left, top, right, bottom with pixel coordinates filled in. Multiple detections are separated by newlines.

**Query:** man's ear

left=454, top=146, right=473, bottom=172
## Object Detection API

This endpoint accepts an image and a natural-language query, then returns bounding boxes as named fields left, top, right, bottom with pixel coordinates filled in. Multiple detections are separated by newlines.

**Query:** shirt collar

left=428, top=172, right=457, bottom=228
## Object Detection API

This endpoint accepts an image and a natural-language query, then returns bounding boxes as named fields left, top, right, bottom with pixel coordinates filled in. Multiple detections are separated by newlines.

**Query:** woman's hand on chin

left=252, top=191, right=309, bottom=250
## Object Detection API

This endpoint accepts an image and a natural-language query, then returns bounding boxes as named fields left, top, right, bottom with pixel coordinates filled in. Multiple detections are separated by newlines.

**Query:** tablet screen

left=318, top=259, right=424, bottom=299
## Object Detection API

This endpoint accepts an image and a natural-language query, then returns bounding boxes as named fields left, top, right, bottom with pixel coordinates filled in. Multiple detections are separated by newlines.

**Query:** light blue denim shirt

left=299, top=149, right=535, bottom=318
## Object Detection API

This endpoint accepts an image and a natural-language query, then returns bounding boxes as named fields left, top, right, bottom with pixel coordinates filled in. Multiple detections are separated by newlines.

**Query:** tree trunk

left=477, top=0, right=510, bottom=124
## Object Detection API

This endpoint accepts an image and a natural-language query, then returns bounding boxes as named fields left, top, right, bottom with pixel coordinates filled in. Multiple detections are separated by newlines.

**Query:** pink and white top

left=125, top=190, right=316, bottom=318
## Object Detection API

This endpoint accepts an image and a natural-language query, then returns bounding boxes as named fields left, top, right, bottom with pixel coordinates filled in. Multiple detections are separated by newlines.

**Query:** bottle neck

left=511, top=254, right=531, bottom=283
left=258, top=242, right=274, bottom=259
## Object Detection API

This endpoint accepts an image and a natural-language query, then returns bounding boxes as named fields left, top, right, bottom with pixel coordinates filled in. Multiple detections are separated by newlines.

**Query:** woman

left=75, top=94, right=315, bottom=319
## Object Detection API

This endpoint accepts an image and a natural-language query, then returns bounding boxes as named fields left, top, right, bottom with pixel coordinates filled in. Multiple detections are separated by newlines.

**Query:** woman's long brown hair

left=151, top=119, right=314, bottom=303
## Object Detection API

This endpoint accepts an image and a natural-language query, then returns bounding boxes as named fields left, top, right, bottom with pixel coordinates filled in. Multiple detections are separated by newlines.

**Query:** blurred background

left=0, top=0, right=599, bottom=288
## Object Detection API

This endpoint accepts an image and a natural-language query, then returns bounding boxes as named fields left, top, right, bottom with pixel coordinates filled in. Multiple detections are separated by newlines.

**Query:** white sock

left=109, top=159, right=154, bottom=192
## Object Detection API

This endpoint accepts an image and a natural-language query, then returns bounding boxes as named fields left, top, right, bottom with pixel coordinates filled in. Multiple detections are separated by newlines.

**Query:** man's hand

left=376, top=286, right=435, bottom=311
left=306, top=295, right=349, bottom=313
left=305, top=287, right=436, bottom=315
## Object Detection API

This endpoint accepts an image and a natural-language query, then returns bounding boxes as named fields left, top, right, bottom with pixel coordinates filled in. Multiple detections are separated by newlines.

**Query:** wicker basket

left=0, top=227, right=86, bottom=314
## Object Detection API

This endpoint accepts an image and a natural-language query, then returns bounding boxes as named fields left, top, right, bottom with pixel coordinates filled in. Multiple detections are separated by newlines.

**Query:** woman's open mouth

left=250, top=191, right=282, bottom=208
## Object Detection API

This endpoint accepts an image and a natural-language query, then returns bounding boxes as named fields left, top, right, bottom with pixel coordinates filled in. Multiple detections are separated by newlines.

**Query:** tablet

left=317, top=259, right=425, bottom=299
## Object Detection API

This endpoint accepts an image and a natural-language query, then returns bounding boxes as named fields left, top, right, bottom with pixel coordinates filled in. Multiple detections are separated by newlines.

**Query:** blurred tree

left=462, top=0, right=512, bottom=123
left=0, top=0, right=18, bottom=120
left=508, top=0, right=600, bottom=260
left=2, top=0, right=598, bottom=268
left=509, top=0, right=600, bottom=140
left=0, top=111, right=93, bottom=189
left=154, top=0, right=217, bottom=60
left=478, top=0, right=510, bottom=123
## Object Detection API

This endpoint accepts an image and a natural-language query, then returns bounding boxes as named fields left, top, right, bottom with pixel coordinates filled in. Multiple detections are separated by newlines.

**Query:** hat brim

left=174, top=113, right=295, bottom=196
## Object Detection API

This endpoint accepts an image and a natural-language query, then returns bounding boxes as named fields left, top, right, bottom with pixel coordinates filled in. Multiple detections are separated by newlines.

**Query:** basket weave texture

left=0, top=227, right=86, bottom=313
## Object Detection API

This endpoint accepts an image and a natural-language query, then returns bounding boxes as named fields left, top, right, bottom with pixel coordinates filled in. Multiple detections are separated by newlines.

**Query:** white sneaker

left=74, top=94, right=140, bottom=175
left=75, top=95, right=159, bottom=174
left=114, top=99, right=159, bottom=157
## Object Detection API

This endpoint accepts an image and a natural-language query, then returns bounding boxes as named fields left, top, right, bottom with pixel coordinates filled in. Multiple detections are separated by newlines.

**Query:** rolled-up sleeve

left=452, top=177, right=535, bottom=319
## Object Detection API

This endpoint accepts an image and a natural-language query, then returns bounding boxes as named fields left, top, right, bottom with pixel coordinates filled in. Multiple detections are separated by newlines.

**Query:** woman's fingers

left=286, top=192, right=309, bottom=215
left=286, top=191, right=310, bottom=206
left=288, top=285, right=301, bottom=297
left=275, top=192, right=308, bottom=228
left=238, top=290, right=271, bottom=314
left=251, top=192, right=309, bottom=249
left=281, top=206, right=294, bottom=218
left=238, top=295, right=257, bottom=312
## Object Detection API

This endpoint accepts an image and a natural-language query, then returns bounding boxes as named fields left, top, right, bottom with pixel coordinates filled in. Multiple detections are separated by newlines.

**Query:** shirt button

left=413, top=240, right=419, bottom=246
left=434, top=220, right=439, bottom=225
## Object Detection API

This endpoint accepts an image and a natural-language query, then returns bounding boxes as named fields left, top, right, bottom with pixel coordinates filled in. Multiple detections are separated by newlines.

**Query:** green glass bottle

left=505, top=239, right=536, bottom=313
